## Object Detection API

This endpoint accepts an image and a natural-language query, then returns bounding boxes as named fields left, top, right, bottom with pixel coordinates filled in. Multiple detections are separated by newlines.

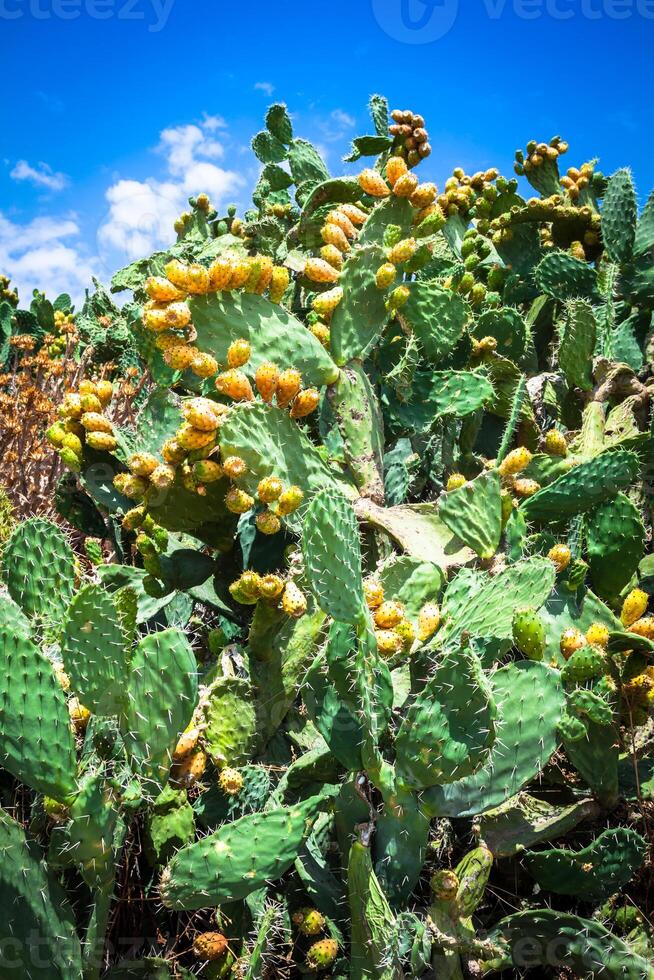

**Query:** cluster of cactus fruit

left=2, top=93, right=654, bottom=978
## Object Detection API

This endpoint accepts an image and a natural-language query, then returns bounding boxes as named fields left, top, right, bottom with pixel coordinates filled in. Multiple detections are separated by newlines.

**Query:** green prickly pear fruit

left=430, top=869, right=459, bottom=900
left=306, top=938, right=338, bottom=971
left=293, top=907, right=326, bottom=937
left=46, top=421, right=67, bottom=446
left=114, top=473, right=149, bottom=501
left=143, top=575, right=169, bottom=598
left=276, top=485, right=304, bottom=516
left=84, top=538, right=103, bottom=566
left=561, top=645, right=607, bottom=683
left=122, top=506, right=145, bottom=531
left=387, top=284, right=410, bottom=310
left=512, top=607, right=546, bottom=661
left=225, top=487, right=254, bottom=515
left=59, top=446, right=82, bottom=472
left=229, top=571, right=262, bottom=605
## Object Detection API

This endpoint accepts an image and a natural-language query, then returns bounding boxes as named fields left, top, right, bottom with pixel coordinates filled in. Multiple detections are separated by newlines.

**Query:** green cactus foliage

left=558, top=299, right=597, bottom=391
left=602, top=169, right=637, bottom=265
left=438, top=469, right=502, bottom=559
left=302, top=489, right=366, bottom=624
left=348, top=839, right=404, bottom=980
left=1, top=518, right=76, bottom=621
left=521, top=449, right=640, bottom=523
left=586, top=493, right=646, bottom=602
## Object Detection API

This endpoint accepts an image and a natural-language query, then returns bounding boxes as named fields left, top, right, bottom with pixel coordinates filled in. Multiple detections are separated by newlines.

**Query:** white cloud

left=317, top=108, right=356, bottom=143
left=10, top=160, right=69, bottom=192
left=254, top=81, right=275, bottom=96
left=97, top=117, right=244, bottom=272
left=0, top=213, right=96, bottom=303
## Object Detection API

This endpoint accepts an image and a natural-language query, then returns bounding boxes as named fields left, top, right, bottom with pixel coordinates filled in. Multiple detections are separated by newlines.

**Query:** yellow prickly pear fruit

left=395, top=618, right=417, bottom=646
left=447, top=473, right=467, bottom=491
left=128, top=452, right=159, bottom=477
left=254, top=361, right=280, bottom=403
left=243, top=258, right=263, bottom=294
left=290, top=388, right=321, bottom=418
left=276, top=368, right=303, bottom=409
left=191, top=351, right=219, bottom=378
left=621, top=588, right=649, bottom=627
left=81, top=412, right=113, bottom=434
left=164, top=259, right=190, bottom=288
left=257, top=475, right=283, bottom=503
left=560, top=627, right=586, bottom=660
left=95, top=380, right=113, bottom=407
left=173, top=748, right=207, bottom=788
left=69, top=697, right=91, bottom=733
left=146, top=276, right=186, bottom=302
left=114, top=473, right=149, bottom=500
left=374, top=600, right=405, bottom=629
left=192, top=932, right=228, bottom=962
left=215, top=369, right=254, bottom=401
left=498, top=446, right=532, bottom=477
left=305, top=258, right=340, bottom=284
left=86, top=432, right=118, bottom=453
left=544, top=429, right=568, bottom=457
left=375, top=629, right=403, bottom=656
left=358, top=168, right=391, bottom=198
left=193, top=460, right=223, bottom=484
left=431, top=870, right=459, bottom=900
left=548, top=544, right=572, bottom=574
left=225, top=487, right=254, bottom=515
left=46, top=422, right=67, bottom=447
left=473, top=336, right=497, bottom=355
left=312, top=287, right=343, bottom=317
left=386, top=156, right=409, bottom=187
left=388, top=238, right=417, bottom=265
left=222, top=456, right=247, bottom=479
left=586, top=622, right=610, bottom=647
left=393, top=173, right=420, bottom=198
left=62, top=433, right=83, bottom=456
left=276, top=485, right=304, bottom=516
left=176, top=425, right=215, bottom=451
left=80, top=392, right=103, bottom=414
left=78, top=379, right=98, bottom=397
left=184, top=263, right=210, bottom=295
left=164, top=345, right=196, bottom=371
left=269, top=265, right=291, bottom=304
left=227, top=338, right=252, bottom=368
left=310, top=322, right=331, bottom=348
left=64, top=419, right=85, bottom=437
left=122, top=506, right=146, bottom=532
left=150, top=464, right=177, bottom=490
left=282, top=581, right=308, bottom=618
left=59, top=447, right=82, bottom=471
left=172, top=726, right=200, bottom=762
left=259, top=573, right=285, bottom=599
left=254, top=255, right=274, bottom=295
left=512, top=478, right=540, bottom=498
left=306, top=938, right=339, bottom=971
left=154, top=332, right=181, bottom=352
left=375, top=263, right=397, bottom=289
left=320, top=244, right=344, bottom=269
left=321, top=222, right=351, bottom=253
left=418, top=602, right=441, bottom=641
left=410, top=182, right=438, bottom=209
left=388, top=284, right=411, bottom=310
left=363, top=578, right=384, bottom=610
left=218, top=767, right=244, bottom=796
left=229, top=570, right=263, bottom=604
left=208, top=256, right=233, bottom=291
left=256, top=511, right=281, bottom=535
left=327, top=209, right=358, bottom=240
left=227, top=257, right=251, bottom=289
left=338, top=203, right=368, bottom=225
left=144, top=301, right=191, bottom=332
left=162, top=439, right=186, bottom=465
left=59, top=393, right=83, bottom=419
left=183, top=397, right=224, bottom=431
left=293, top=908, right=326, bottom=937
left=629, top=617, right=654, bottom=640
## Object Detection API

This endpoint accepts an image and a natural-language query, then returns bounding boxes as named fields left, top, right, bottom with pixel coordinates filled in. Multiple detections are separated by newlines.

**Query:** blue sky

left=1, top=0, right=653, bottom=303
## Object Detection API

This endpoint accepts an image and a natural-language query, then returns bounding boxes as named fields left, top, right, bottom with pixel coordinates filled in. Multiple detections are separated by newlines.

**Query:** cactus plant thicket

left=1, top=96, right=654, bottom=978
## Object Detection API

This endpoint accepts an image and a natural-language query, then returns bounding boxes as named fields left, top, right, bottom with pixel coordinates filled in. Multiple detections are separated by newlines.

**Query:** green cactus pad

left=635, top=187, right=654, bottom=256
left=61, top=583, right=131, bottom=716
left=526, top=827, right=646, bottom=901
left=329, top=244, right=390, bottom=365
left=395, top=646, right=495, bottom=788
left=1, top=517, right=75, bottom=622
left=521, top=449, right=639, bottom=523
left=539, top=585, right=620, bottom=665
left=586, top=493, right=645, bottom=602
left=0, top=626, right=77, bottom=801
left=602, top=168, right=637, bottom=265
left=190, top=290, right=338, bottom=386
left=0, top=809, right=83, bottom=978
left=473, top=307, right=528, bottom=364
left=66, top=770, right=120, bottom=888
left=558, top=299, right=597, bottom=391
left=563, top=717, right=620, bottom=807
left=328, top=363, right=385, bottom=501
left=122, top=628, right=197, bottom=790
left=534, top=250, right=597, bottom=300
left=145, top=786, right=195, bottom=866
left=356, top=500, right=475, bottom=568
left=348, top=839, right=403, bottom=980
left=159, top=793, right=327, bottom=909
left=423, top=661, right=564, bottom=818
left=377, top=555, right=444, bottom=620
left=194, top=764, right=271, bottom=829
left=0, top=594, right=31, bottom=639
left=302, top=489, right=366, bottom=624
left=374, top=788, right=430, bottom=906
left=399, top=281, right=469, bottom=364
left=477, top=792, right=599, bottom=857
left=429, top=369, right=495, bottom=419
left=439, top=470, right=502, bottom=559
left=200, top=675, right=262, bottom=767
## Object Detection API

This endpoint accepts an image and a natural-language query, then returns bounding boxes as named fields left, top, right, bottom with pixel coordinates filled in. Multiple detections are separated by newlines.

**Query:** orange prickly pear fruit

left=183, top=397, right=224, bottom=431
left=227, top=338, right=251, bottom=368
left=586, top=622, right=610, bottom=647
left=176, top=425, right=216, bottom=451
left=164, top=344, right=196, bottom=371
left=173, top=748, right=207, bottom=788
left=225, top=487, right=254, bottom=514
left=128, top=452, right=159, bottom=477
left=113, top=473, right=149, bottom=500
left=95, top=380, right=113, bottom=406
left=222, top=456, right=247, bottom=479
left=321, top=222, right=351, bottom=253
left=339, top=203, right=368, bottom=225
left=254, top=255, right=274, bottom=294
left=548, top=544, right=572, bottom=573
left=229, top=257, right=252, bottom=288
left=621, top=588, right=649, bottom=627
left=418, top=602, right=441, bottom=641
left=215, top=369, right=254, bottom=401
left=312, top=287, right=343, bottom=317
left=255, top=511, right=281, bottom=535
left=363, top=577, right=384, bottom=610
left=393, top=173, right=420, bottom=198
left=162, top=439, right=186, bottom=465
left=320, top=244, right=344, bottom=270
left=629, top=617, right=654, bottom=640
left=282, top=581, right=308, bottom=618
left=276, top=485, right=304, bottom=516
left=269, top=266, right=290, bottom=303
left=305, top=258, right=341, bottom=284
left=498, top=447, right=532, bottom=477
left=410, top=183, right=438, bottom=209
left=375, top=263, right=397, bottom=289
left=191, top=351, right=219, bottom=378
left=358, top=169, right=391, bottom=197
left=326, top=209, right=357, bottom=240
left=154, top=332, right=180, bottom=351
left=560, top=627, right=586, bottom=660
left=374, top=600, right=405, bottom=629
left=184, top=263, right=210, bottom=294
left=386, top=156, right=409, bottom=187
left=163, top=259, right=189, bottom=288
left=81, top=412, right=113, bottom=434
left=276, top=368, right=303, bottom=409
left=172, top=726, right=200, bottom=762
left=310, top=322, right=331, bottom=348
left=208, top=256, right=234, bottom=290
left=375, top=629, right=403, bottom=656
left=150, top=464, right=177, bottom=490
left=512, top=478, right=540, bottom=498
left=218, top=767, right=244, bottom=796
left=78, top=380, right=98, bottom=396
left=257, top=476, right=283, bottom=503
left=259, top=574, right=285, bottom=599
left=395, top=618, right=416, bottom=646
left=192, top=931, right=228, bottom=962
left=146, top=276, right=187, bottom=302
left=290, top=388, right=320, bottom=418
left=255, top=361, right=280, bottom=403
